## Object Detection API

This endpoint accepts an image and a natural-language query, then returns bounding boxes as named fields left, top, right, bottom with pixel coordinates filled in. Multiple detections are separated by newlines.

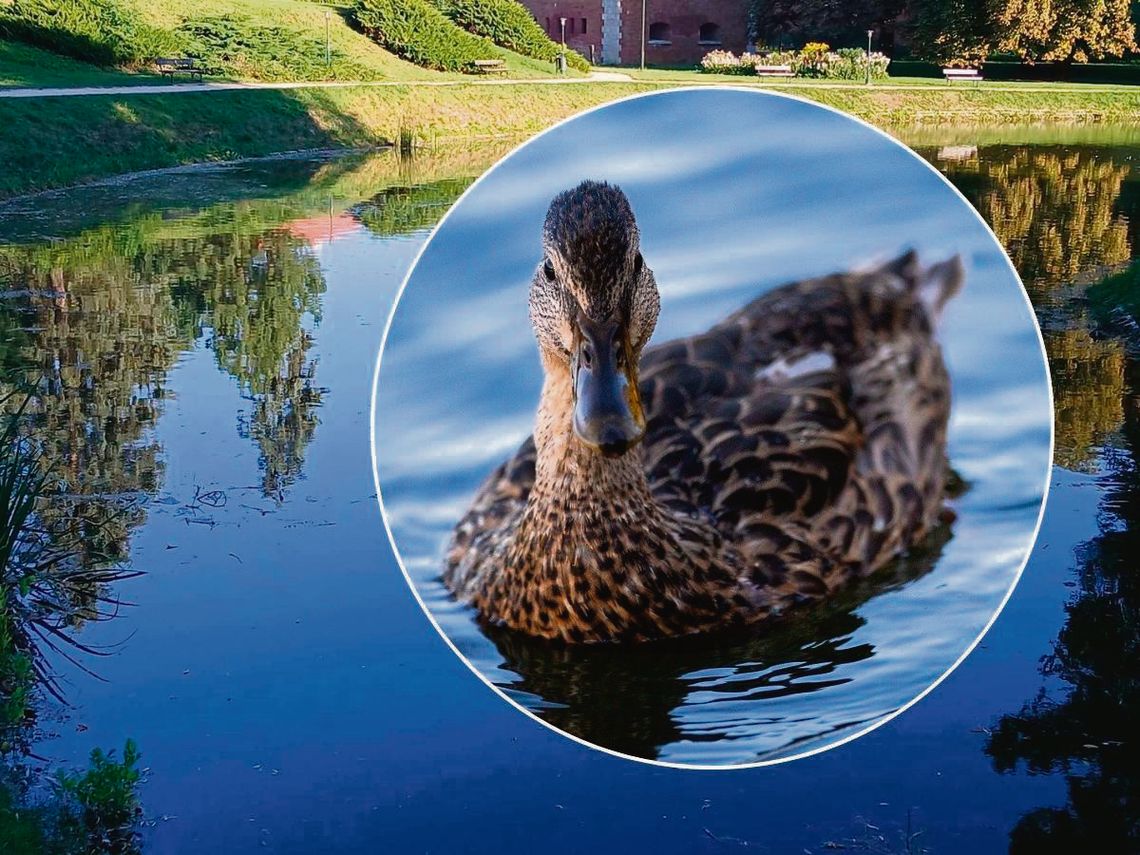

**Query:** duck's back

left=447, top=251, right=962, bottom=597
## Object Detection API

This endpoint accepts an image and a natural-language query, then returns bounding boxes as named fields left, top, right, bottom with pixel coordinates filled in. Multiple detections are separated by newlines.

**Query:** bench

left=942, top=67, right=982, bottom=82
left=754, top=64, right=794, bottom=77
left=470, top=59, right=508, bottom=76
left=155, top=58, right=205, bottom=80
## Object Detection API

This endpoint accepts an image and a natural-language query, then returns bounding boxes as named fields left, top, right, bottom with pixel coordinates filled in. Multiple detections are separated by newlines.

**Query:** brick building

left=520, top=0, right=750, bottom=66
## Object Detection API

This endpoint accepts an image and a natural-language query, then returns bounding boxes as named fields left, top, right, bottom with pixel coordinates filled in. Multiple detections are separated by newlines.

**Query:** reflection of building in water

left=517, top=0, right=749, bottom=65
left=936, top=144, right=978, bottom=162
left=285, top=211, right=363, bottom=251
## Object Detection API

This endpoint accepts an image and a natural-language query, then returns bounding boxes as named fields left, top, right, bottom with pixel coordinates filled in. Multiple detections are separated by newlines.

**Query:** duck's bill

left=572, top=321, right=645, bottom=457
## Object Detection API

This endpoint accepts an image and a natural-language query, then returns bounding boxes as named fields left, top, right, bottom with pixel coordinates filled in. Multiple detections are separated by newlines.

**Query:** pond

left=0, top=118, right=1136, bottom=851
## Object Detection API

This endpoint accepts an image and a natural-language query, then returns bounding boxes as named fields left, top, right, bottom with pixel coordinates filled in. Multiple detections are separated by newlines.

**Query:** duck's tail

left=878, top=249, right=964, bottom=327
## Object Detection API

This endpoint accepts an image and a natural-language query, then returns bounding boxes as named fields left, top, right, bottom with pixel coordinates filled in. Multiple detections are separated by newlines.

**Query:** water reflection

left=0, top=145, right=503, bottom=850
left=985, top=351, right=1140, bottom=852
left=927, top=139, right=1140, bottom=850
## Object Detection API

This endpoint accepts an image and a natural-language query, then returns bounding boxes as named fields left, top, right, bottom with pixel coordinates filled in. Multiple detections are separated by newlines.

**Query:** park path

left=0, top=70, right=634, bottom=98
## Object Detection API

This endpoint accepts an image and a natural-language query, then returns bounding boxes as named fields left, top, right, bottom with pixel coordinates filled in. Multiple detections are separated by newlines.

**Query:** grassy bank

left=2, top=79, right=1140, bottom=199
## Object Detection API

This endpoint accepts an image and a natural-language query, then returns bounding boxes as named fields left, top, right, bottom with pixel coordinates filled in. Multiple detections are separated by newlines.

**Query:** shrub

left=352, top=0, right=499, bottom=73
left=433, top=0, right=589, bottom=71
left=0, top=0, right=182, bottom=67
left=699, top=49, right=748, bottom=74
left=177, top=15, right=379, bottom=81
left=699, top=45, right=890, bottom=79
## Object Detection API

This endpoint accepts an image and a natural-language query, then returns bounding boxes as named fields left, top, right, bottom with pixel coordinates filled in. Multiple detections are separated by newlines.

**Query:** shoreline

left=1, top=80, right=1138, bottom=199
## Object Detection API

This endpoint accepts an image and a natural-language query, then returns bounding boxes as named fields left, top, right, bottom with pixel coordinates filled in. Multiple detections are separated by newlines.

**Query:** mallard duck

left=444, top=180, right=962, bottom=644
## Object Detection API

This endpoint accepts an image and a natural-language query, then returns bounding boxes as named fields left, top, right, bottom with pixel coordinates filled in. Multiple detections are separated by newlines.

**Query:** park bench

left=155, top=58, right=206, bottom=81
left=754, top=64, right=794, bottom=77
left=942, top=67, right=983, bottom=82
left=470, top=59, right=508, bottom=76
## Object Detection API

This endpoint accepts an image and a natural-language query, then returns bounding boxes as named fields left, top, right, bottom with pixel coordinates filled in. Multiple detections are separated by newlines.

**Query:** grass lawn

left=128, top=0, right=573, bottom=81
left=0, top=40, right=162, bottom=88
left=0, top=0, right=579, bottom=88
left=623, top=66, right=1140, bottom=93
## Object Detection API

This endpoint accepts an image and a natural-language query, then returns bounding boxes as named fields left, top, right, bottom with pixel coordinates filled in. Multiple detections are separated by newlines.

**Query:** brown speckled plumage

left=444, top=181, right=963, bottom=644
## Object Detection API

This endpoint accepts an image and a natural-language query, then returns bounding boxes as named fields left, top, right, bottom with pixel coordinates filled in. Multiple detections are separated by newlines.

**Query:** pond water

left=0, top=114, right=1136, bottom=851
left=373, top=90, right=1052, bottom=766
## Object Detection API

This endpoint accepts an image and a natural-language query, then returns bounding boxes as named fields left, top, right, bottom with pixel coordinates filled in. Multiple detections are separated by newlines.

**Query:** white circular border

left=369, top=86, right=1056, bottom=771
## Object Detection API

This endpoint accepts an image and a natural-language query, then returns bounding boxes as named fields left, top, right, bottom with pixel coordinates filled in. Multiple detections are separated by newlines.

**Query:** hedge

left=0, top=0, right=182, bottom=67
left=433, top=0, right=589, bottom=71
left=352, top=0, right=499, bottom=74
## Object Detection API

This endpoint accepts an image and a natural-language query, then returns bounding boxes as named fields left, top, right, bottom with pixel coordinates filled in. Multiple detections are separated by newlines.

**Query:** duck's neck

left=530, top=360, right=656, bottom=521
left=498, top=358, right=738, bottom=641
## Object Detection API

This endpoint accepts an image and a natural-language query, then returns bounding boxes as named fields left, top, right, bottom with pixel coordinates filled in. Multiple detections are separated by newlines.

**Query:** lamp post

left=640, top=0, right=647, bottom=70
left=326, top=10, right=332, bottom=68
left=865, top=29, right=873, bottom=85
left=559, top=17, right=567, bottom=75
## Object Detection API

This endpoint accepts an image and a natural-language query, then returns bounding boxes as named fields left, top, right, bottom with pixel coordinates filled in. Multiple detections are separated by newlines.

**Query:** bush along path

left=431, top=0, right=590, bottom=71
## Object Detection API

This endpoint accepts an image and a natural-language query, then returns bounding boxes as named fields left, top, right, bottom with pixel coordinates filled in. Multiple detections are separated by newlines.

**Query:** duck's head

left=530, top=181, right=660, bottom=458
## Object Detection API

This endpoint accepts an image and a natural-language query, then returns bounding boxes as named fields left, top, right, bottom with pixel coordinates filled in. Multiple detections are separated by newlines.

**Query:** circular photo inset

left=372, top=88, right=1052, bottom=768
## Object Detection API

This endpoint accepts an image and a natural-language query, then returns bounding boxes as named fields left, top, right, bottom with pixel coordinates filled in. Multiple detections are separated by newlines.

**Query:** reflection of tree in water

left=486, top=524, right=951, bottom=761
left=935, top=147, right=1133, bottom=298
left=985, top=354, right=1140, bottom=852
left=159, top=227, right=328, bottom=498
left=0, top=251, right=184, bottom=618
left=1046, top=324, right=1125, bottom=472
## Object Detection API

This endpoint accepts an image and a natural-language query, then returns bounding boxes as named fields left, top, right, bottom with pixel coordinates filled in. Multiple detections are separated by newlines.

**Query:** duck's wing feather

left=447, top=252, right=962, bottom=590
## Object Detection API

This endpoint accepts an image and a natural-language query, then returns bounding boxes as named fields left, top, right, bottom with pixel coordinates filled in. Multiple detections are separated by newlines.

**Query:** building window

left=581, top=18, right=587, bottom=34
left=545, top=17, right=551, bottom=35
left=648, top=22, right=671, bottom=45
left=698, top=22, right=721, bottom=45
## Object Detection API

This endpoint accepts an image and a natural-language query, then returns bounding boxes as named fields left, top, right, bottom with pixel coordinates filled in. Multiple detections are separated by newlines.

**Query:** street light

left=326, top=10, right=332, bottom=69
left=640, top=0, right=647, bottom=71
left=865, top=29, right=873, bottom=85
left=559, top=17, right=567, bottom=75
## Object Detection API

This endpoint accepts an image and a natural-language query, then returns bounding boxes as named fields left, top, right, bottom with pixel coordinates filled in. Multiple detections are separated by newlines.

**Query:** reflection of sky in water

left=374, top=89, right=1051, bottom=765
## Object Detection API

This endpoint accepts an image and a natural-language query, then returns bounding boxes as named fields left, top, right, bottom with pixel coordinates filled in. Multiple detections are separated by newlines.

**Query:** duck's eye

left=543, top=259, right=556, bottom=281
left=633, top=252, right=643, bottom=276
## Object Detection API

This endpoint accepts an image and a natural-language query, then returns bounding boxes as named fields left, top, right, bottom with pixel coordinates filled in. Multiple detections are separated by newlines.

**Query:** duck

left=444, top=180, right=963, bottom=644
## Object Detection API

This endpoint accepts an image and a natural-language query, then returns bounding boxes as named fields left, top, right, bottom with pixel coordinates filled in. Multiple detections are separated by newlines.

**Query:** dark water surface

left=0, top=117, right=1136, bottom=850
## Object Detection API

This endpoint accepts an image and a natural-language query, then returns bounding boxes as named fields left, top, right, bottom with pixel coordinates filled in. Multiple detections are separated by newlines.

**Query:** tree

left=906, top=0, right=994, bottom=64
left=908, top=0, right=1137, bottom=64
left=993, top=0, right=1137, bottom=62
left=749, top=0, right=905, bottom=48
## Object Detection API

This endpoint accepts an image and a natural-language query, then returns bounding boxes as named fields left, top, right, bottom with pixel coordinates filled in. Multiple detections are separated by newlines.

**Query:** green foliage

left=749, top=0, right=905, bottom=48
left=906, top=0, right=993, bottom=64
left=0, top=0, right=183, bottom=68
left=992, top=0, right=1137, bottom=62
left=352, top=0, right=498, bottom=73
left=0, top=399, right=42, bottom=741
left=432, top=0, right=589, bottom=71
left=352, top=177, right=474, bottom=235
left=907, top=0, right=1138, bottom=64
left=177, top=14, right=381, bottom=82
left=0, top=588, right=33, bottom=739
left=57, top=739, right=142, bottom=836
